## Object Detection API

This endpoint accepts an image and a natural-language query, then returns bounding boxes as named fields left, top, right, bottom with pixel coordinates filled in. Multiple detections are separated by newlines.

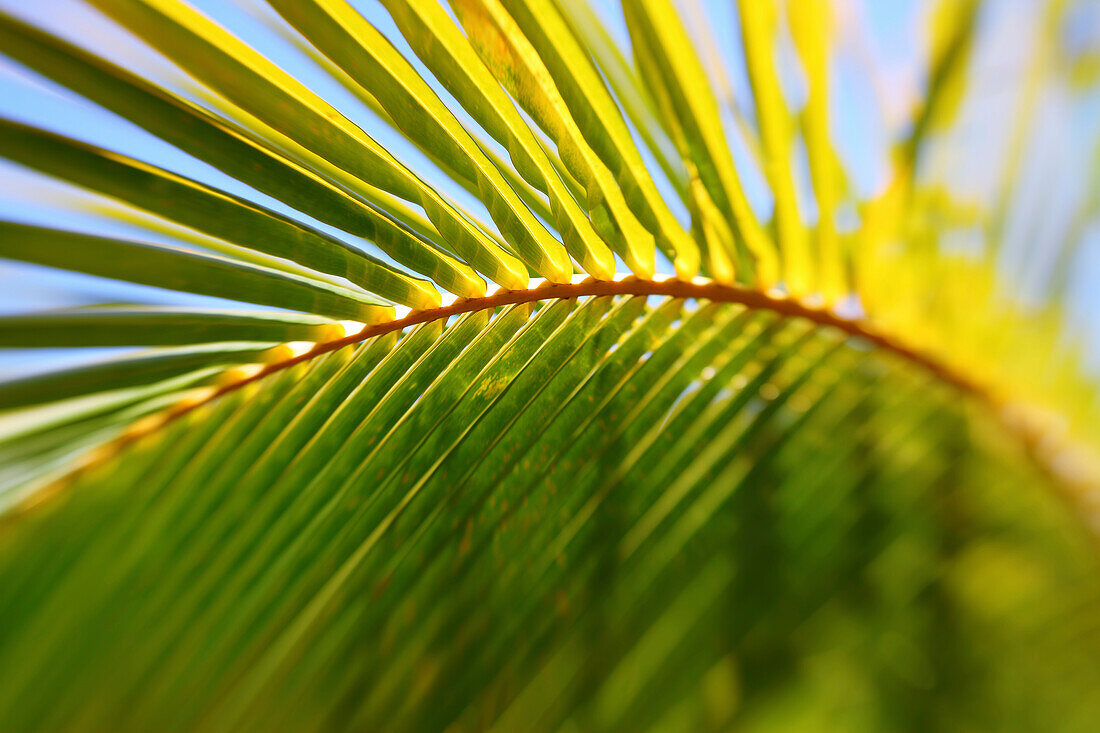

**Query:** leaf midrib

left=16, top=274, right=1082, bottom=521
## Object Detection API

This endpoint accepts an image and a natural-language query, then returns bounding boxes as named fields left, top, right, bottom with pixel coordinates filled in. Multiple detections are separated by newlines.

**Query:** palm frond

left=0, top=0, right=1098, bottom=730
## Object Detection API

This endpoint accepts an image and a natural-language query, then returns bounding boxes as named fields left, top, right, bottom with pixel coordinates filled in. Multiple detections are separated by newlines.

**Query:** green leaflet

left=127, top=310, right=508, bottom=728
left=0, top=119, right=439, bottom=309
left=0, top=298, right=1098, bottom=730
left=0, top=10, right=474, bottom=304
left=0, top=368, right=226, bottom=508
left=210, top=302, right=577, bottom=727
left=89, top=0, right=530, bottom=291
left=177, top=96, right=494, bottom=296
left=70, top=201, right=360, bottom=290
left=83, top=330, right=432, bottom=724
left=0, top=307, right=344, bottom=348
left=611, top=313, right=784, bottom=493
left=0, top=221, right=393, bottom=323
left=0, top=342, right=274, bottom=411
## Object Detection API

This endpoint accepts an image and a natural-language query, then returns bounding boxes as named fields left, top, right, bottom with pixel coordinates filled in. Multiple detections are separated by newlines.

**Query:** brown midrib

left=18, top=275, right=1071, bottom=521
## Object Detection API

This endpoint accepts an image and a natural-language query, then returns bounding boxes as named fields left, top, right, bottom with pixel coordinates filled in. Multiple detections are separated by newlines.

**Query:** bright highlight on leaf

left=0, top=0, right=1098, bottom=730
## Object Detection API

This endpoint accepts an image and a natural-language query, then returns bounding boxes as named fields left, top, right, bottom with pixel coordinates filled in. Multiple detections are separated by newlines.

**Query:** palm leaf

left=1, top=0, right=1099, bottom=730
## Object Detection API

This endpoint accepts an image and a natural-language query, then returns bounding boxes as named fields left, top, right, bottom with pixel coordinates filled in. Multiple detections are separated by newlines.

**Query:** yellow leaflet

left=378, top=0, right=616, bottom=280
left=452, top=0, right=657, bottom=279
left=552, top=0, right=691, bottom=203
left=688, top=176, right=737, bottom=284
left=269, top=0, right=576, bottom=285
left=499, top=0, right=699, bottom=277
left=900, top=0, right=980, bottom=168
left=787, top=0, right=846, bottom=304
left=623, top=0, right=777, bottom=287
left=738, top=0, right=811, bottom=297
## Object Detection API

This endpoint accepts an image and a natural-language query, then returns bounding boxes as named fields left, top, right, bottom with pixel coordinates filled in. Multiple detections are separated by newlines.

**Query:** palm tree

left=0, top=0, right=1098, bottom=729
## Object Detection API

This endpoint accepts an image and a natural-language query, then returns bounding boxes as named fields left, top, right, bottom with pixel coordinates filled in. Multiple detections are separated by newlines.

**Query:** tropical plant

left=0, top=0, right=1099, bottom=730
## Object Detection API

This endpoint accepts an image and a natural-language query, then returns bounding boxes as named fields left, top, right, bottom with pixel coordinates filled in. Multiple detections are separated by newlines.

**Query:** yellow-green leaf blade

left=451, top=0, right=658, bottom=279
left=738, top=0, right=811, bottom=295
left=0, top=221, right=393, bottom=322
left=624, top=0, right=777, bottom=286
left=0, top=118, right=439, bottom=309
left=495, top=0, right=700, bottom=277
left=265, top=0, right=574, bottom=284
left=89, top=0, right=528, bottom=291
left=0, top=307, right=346, bottom=348
left=377, top=0, right=617, bottom=280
